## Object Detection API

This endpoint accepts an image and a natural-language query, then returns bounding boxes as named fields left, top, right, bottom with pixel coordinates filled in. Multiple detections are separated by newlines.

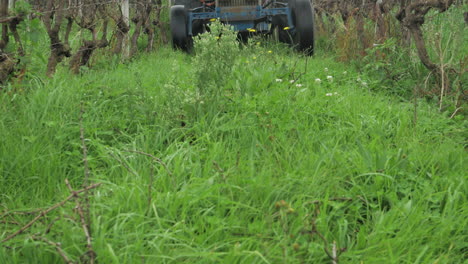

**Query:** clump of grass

left=0, top=34, right=466, bottom=264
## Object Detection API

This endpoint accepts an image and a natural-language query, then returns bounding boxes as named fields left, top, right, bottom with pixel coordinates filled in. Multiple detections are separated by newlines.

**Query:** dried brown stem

left=65, top=179, right=95, bottom=264
left=80, top=103, right=90, bottom=189
left=31, top=235, right=75, bottom=264
left=310, top=219, right=335, bottom=261
left=149, top=164, right=154, bottom=209
left=108, top=151, right=140, bottom=178
left=0, top=220, right=20, bottom=225
left=212, top=161, right=226, bottom=181
left=8, top=16, right=24, bottom=56
left=44, top=215, right=77, bottom=235
left=1, top=208, right=44, bottom=219
left=449, top=107, right=463, bottom=119
left=44, top=216, right=62, bottom=234
left=0, top=15, right=18, bottom=24
left=79, top=103, right=92, bottom=233
left=122, top=149, right=173, bottom=205
left=305, top=196, right=367, bottom=205
left=1, top=182, right=101, bottom=243
left=301, top=201, right=349, bottom=264
left=332, top=241, right=337, bottom=264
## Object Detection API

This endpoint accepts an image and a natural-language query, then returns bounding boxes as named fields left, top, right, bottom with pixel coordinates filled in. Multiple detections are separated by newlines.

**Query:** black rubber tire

left=192, top=19, right=205, bottom=36
left=289, top=0, right=315, bottom=55
left=170, top=5, right=192, bottom=52
left=173, top=0, right=204, bottom=37
left=271, top=15, right=292, bottom=44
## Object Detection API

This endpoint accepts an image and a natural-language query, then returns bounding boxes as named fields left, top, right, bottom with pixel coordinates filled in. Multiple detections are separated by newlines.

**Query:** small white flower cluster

left=276, top=78, right=303, bottom=88
left=289, top=79, right=304, bottom=87
left=357, top=77, right=368, bottom=87
left=315, top=76, right=333, bottom=84
left=326, top=92, right=339, bottom=96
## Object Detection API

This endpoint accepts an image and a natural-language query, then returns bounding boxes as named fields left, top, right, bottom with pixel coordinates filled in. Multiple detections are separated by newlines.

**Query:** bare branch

left=31, top=235, right=75, bottom=264
left=1, top=182, right=101, bottom=243
left=65, top=179, right=96, bottom=264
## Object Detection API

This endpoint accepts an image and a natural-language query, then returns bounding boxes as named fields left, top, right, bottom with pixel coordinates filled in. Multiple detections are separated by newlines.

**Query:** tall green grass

left=0, top=29, right=466, bottom=263
left=315, top=4, right=467, bottom=110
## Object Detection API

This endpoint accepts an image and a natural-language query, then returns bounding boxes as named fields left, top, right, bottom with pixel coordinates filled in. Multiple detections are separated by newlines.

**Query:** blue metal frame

left=187, top=6, right=294, bottom=35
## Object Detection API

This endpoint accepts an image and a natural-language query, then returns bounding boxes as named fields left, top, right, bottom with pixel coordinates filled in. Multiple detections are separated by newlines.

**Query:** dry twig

left=0, top=220, right=20, bottom=225
left=1, top=208, right=44, bottom=219
left=212, top=161, right=226, bottom=181
left=305, top=196, right=367, bottom=206
left=65, top=179, right=96, bottom=264
left=122, top=149, right=174, bottom=204
left=148, top=164, right=154, bottom=209
left=300, top=199, right=354, bottom=264
left=1, top=182, right=101, bottom=244
left=332, top=240, right=338, bottom=264
left=108, top=150, right=140, bottom=178
left=79, top=103, right=91, bottom=227
left=31, top=235, right=75, bottom=264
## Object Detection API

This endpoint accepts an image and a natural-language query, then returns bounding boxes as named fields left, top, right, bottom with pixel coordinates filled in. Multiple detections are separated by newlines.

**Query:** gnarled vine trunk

left=69, top=0, right=109, bottom=74
left=42, top=0, right=72, bottom=77
left=397, top=0, right=455, bottom=89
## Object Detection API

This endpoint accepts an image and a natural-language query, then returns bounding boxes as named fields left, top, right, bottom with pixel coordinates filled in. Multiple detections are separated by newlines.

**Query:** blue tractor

left=170, top=0, right=315, bottom=55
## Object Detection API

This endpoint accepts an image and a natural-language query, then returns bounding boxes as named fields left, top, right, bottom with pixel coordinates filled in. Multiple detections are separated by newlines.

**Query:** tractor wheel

left=192, top=19, right=205, bottom=36
left=289, top=0, right=315, bottom=55
left=272, top=15, right=292, bottom=44
left=174, top=0, right=204, bottom=36
left=170, top=5, right=192, bottom=52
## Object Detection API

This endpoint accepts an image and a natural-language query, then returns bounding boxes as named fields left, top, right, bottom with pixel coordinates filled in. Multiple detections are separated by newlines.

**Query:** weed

left=0, top=31, right=466, bottom=264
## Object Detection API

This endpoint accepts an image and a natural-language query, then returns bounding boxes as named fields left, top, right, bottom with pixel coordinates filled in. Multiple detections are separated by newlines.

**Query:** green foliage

left=193, top=20, right=239, bottom=91
left=360, top=38, right=423, bottom=97
left=315, top=3, right=467, bottom=112
left=0, top=42, right=466, bottom=264
left=12, top=0, right=32, bottom=16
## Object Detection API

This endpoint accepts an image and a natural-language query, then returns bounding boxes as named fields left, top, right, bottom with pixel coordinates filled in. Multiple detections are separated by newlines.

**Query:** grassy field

left=0, top=27, right=467, bottom=263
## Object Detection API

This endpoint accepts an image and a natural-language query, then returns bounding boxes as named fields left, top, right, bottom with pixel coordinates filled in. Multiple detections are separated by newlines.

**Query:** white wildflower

left=289, top=80, right=295, bottom=84
left=362, top=82, right=368, bottom=87
left=315, top=78, right=321, bottom=83
left=324, top=68, right=329, bottom=72
left=326, top=93, right=333, bottom=96
left=327, top=75, right=333, bottom=81
left=296, top=84, right=303, bottom=87
left=275, top=79, right=283, bottom=82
